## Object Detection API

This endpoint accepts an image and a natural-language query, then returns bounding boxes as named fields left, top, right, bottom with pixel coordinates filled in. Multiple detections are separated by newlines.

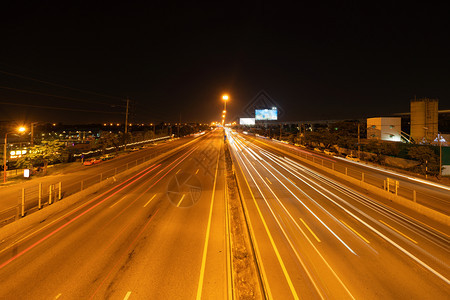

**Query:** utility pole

left=357, top=122, right=361, bottom=159
left=279, top=124, right=282, bottom=140
left=178, top=113, right=181, bottom=137
left=439, top=132, right=442, bottom=178
left=124, top=98, right=129, bottom=150
left=30, top=122, right=38, bottom=146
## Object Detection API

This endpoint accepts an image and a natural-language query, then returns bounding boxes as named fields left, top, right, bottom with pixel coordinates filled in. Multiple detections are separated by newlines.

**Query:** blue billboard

left=255, top=108, right=277, bottom=120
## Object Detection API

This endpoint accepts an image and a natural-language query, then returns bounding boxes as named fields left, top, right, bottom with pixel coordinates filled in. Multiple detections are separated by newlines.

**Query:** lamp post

left=222, top=94, right=229, bottom=125
left=438, top=132, right=442, bottom=178
left=3, top=126, right=26, bottom=183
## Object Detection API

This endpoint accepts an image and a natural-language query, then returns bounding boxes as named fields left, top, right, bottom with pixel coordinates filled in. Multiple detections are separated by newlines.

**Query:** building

left=367, top=117, right=402, bottom=142
left=410, top=98, right=438, bottom=143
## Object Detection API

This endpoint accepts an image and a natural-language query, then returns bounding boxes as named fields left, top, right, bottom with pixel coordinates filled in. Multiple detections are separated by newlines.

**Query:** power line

left=0, top=86, right=122, bottom=107
left=0, top=101, right=124, bottom=114
left=0, top=69, right=122, bottom=101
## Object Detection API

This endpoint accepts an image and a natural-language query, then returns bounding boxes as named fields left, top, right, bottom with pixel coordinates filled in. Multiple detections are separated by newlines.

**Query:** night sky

left=1, top=1, right=449, bottom=124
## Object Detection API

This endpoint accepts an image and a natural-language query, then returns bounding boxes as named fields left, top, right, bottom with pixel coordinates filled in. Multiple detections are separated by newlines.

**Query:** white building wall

left=367, top=117, right=401, bottom=142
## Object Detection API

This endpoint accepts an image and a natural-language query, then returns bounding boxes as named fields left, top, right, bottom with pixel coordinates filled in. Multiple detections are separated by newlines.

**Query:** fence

left=0, top=148, right=167, bottom=227
left=261, top=140, right=448, bottom=217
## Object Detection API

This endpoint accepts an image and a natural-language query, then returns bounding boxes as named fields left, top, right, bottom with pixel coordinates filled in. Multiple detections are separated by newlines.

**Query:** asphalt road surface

left=227, top=129, right=449, bottom=299
left=241, top=134, right=450, bottom=215
left=0, top=128, right=448, bottom=299
left=0, top=136, right=204, bottom=224
left=0, top=130, right=229, bottom=299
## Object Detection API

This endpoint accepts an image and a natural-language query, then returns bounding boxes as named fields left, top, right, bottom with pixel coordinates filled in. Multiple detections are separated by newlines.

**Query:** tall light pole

left=30, top=122, right=39, bottom=146
left=222, top=94, right=229, bottom=125
left=438, top=132, right=442, bottom=178
left=3, top=126, right=26, bottom=183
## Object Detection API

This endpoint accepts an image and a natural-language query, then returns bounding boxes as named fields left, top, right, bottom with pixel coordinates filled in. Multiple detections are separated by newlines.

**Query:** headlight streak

left=235, top=144, right=319, bottom=299
left=333, top=157, right=450, bottom=192
left=275, top=155, right=450, bottom=272
left=234, top=136, right=355, bottom=299
left=246, top=142, right=450, bottom=285
left=247, top=148, right=358, bottom=255
left=281, top=156, right=450, bottom=248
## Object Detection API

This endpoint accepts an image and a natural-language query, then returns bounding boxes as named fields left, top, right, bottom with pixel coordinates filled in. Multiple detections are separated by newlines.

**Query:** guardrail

left=0, top=148, right=167, bottom=228
left=252, top=138, right=449, bottom=225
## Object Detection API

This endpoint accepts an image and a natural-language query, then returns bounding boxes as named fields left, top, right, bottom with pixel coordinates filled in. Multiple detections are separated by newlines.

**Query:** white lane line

left=334, top=156, right=450, bottom=191
left=300, top=218, right=321, bottom=243
left=144, top=194, right=157, bottom=207
left=110, top=195, right=128, bottom=208
left=123, top=291, right=132, bottom=300
left=237, top=151, right=302, bottom=299
left=177, top=194, right=186, bottom=207
left=273, top=154, right=450, bottom=284
left=255, top=151, right=357, bottom=255
left=196, top=148, right=221, bottom=300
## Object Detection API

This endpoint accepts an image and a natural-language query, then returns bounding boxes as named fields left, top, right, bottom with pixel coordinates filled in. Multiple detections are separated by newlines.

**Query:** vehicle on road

left=83, top=158, right=102, bottom=166
left=314, top=147, right=322, bottom=152
left=101, top=154, right=115, bottom=161
left=345, top=154, right=360, bottom=162
left=324, top=149, right=336, bottom=156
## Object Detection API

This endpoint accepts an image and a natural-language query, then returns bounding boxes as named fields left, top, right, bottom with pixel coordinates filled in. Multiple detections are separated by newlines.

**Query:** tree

left=408, top=146, right=439, bottom=176
left=96, top=132, right=122, bottom=154
left=15, top=141, right=64, bottom=174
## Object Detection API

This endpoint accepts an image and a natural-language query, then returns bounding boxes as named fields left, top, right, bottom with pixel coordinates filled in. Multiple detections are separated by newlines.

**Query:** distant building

left=367, top=117, right=402, bottom=142
left=410, top=98, right=438, bottom=143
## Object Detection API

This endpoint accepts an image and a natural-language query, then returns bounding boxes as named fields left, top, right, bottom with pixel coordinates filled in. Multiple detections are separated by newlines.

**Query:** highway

left=0, top=136, right=204, bottom=225
left=242, top=134, right=450, bottom=215
left=227, top=130, right=449, bottom=299
left=0, top=128, right=448, bottom=299
left=0, top=130, right=229, bottom=299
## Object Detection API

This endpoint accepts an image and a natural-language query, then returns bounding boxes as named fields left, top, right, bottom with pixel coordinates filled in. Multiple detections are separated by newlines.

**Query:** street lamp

left=222, top=94, right=229, bottom=125
left=3, top=126, right=26, bottom=183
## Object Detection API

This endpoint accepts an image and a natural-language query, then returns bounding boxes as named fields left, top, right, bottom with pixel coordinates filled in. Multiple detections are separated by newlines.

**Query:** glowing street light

left=222, top=94, right=229, bottom=126
left=3, top=126, right=27, bottom=183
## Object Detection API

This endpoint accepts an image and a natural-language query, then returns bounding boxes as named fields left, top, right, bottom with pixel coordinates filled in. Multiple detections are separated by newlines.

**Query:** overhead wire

left=0, top=101, right=124, bottom=114
left=0, top=86, right=122, bottom=107
left=0, top=69, right=123, bottom=101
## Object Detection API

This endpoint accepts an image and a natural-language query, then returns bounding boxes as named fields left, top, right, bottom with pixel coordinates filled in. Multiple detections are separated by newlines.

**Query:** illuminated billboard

left=255, top=107, right=277, bottom=120
left=240, top=118, right=255, bottom=125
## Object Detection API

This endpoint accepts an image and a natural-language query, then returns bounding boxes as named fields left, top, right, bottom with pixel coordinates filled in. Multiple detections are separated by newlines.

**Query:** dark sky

left=1, top=1, right=449, bottom=124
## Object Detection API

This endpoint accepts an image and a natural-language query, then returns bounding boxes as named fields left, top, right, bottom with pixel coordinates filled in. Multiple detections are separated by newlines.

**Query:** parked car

left=83, top=158, right=102, bottom=166
left=101, top=154, right=115, bottom=161
left=314, top=147, right=322, bottom=152
left=324, top=149, right=336, bottom=156
left=345, top=154, right=360, bottom=162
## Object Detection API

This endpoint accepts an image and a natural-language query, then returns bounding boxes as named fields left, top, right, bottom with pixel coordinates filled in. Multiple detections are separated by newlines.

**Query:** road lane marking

left=270, top=151, right=450, bottom=284
left=265, top=177, right=272, bottom=184
left=144, top=194, right=157, bottom=207
left=55, top=294, right=62, bottom=299
left=300, top=218, right=321, bottom=243
left=90, top=209, right=160, bottom=299
left=196, top=147, right=221, bottom=300
left=379, top=220, right=418, bottom=244
left=340, top=220, right=370, bottom=244
left=195, top=168, right=199, bottom=174
left=233, top=157, right=273, bottom=299
left=123, top=291, right=132, bottom=300
left=238, top=153, right=301, bottom=299
left=110, top=195, right=128, bottom=208
left=177, top=194, right=186, bottom=207
left=176, top=168, right=181, bottom=174
left=255, top=153, right=357, bottom=255
left=239, top=142, right=354, bottom=299
left=0, top=163, right=160, bottom=257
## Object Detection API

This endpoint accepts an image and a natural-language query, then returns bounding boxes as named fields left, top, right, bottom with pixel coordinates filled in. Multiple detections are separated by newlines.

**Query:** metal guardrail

left=0, top=148, right=167, bottom=227
left=257, top=139, right=449, bottom=215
